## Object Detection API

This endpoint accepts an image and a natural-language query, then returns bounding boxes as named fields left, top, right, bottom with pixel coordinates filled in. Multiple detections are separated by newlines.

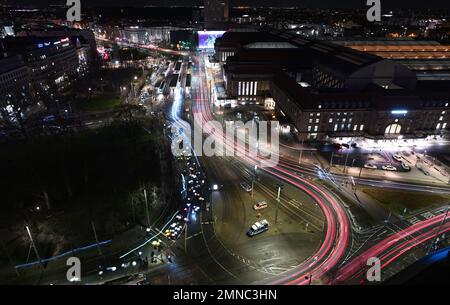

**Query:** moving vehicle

left=382, top=165, right=397, bottom=171
left=247, top=219, right=269, bottom=237
left=364, top=163, right=377, bottom=170
left=253, top=201, right=268, bottom=211
left=240, top=182, right=252, bottom=193
left=392, top=154, right=403, bottom=162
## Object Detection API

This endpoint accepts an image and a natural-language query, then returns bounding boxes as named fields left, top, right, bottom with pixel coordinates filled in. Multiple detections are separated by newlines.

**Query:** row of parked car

left=364, top=154, right=411, bottom=172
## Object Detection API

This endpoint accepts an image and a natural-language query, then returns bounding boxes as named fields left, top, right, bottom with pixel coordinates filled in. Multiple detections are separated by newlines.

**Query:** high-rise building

left=204, top=0, right=229, bottom=28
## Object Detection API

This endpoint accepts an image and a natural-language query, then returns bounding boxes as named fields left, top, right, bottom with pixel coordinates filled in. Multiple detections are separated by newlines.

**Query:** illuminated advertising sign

left=197, top=31, right=225, bottom=49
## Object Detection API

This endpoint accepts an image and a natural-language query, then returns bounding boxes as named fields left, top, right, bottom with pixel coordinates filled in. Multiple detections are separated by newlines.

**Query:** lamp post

left=343, top=137, right=353, bottom=173
left=299, top=138, right=304, bottom=164
left=25, top=225, right=41, bottom=266
left=427, top=206, right=450, bottom=255
left=330, top=151, right=335, bottom=169
left=91, top=221, right=102, bottom=256
left=143, top=188, right=151, bottom=229
left=354, top=166, right=363, bottom=191
left=275, top=184, right=284, bottom=224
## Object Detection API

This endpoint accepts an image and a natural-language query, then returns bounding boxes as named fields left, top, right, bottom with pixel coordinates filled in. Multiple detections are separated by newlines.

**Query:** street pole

left=184, top=223, right=188, bottom=252
left=355, top=166, right=363, bottom=191
left=330, top=152, right=334, bottom=169
left=343, top=138, right=352, bottom=173
left=251, top=179, right=254, bottom=199
left=299, top=138, right=304, bottom=164
left=91, top=221, right=102, bottom=256
left=275, top=184, right=282, bottom=224
left=144, top=188, right=151, bottom=229
left=427, top=206, right=449, bottom=255
left=25, top=225, right=41, bottom=265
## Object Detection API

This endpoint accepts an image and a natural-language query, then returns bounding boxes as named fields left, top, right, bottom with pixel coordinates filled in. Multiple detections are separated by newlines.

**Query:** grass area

left=78, top=94, right=122, bottom=112
left=361, top=187, right=450, bottom=216
left=315, top=179, right=378, bottom=228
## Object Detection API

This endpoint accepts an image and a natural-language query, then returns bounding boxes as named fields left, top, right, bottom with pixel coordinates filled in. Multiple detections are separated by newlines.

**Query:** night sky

left=3, top=0, right=450, bottom=9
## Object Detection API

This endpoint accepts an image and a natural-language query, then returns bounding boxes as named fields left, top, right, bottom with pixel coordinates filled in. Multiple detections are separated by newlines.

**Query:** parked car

left=253, top=201, right=268, bottom=211
left=240, top=182, right=252, bottom=193
left=392, top=154, right=403, bottom=162
left=364, top=163, right=377, bottom=170
left=382, top=165, right=397, bottom=171
left=401, top=162, right=411, bottom=171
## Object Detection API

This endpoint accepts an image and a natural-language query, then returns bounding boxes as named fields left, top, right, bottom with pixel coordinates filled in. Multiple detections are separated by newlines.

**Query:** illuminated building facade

left=214, top=29, right=450, bottom=141
left=1, top=34, right=93, bottom=93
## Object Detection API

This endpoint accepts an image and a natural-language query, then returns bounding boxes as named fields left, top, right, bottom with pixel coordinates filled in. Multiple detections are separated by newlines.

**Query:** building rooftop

left=243, top=42, right=298, bottom=49
left=218, top=28, right=386, bottom=78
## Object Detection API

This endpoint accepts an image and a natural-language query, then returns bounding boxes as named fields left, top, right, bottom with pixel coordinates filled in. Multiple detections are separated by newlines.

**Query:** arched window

left=385, top=123, right=402, bottom=135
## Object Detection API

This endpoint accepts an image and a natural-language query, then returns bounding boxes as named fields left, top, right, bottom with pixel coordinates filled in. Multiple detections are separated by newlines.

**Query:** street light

left=427, top=206, right=450, bottom=255
left=299, top=138, right=304, bottom=164
left=275, top=184, right=284, bottom=224
left=25, top=225, right=42, bottom=265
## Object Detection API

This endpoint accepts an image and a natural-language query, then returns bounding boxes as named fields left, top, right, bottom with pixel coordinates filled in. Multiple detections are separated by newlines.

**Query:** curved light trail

left=189, top=54, right=350, bottom=285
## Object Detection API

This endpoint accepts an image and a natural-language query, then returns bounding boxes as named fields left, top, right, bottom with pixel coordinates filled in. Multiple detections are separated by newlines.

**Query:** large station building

left=213, top=29, right=450, bottom=141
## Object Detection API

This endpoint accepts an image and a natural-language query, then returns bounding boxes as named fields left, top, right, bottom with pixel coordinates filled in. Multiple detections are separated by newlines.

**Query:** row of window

left=238, top=81, right=258, bottom=96
left=221, top=51, right=234, bottom=62
left=307, top=123, right=365, bottom=132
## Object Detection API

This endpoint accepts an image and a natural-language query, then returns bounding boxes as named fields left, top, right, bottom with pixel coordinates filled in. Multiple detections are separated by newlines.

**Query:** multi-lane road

left=71, top=38, right=450, bottom=285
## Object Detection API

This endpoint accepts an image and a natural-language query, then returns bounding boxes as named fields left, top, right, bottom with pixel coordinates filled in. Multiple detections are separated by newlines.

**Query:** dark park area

left=0, top=120, right=174, bottom=274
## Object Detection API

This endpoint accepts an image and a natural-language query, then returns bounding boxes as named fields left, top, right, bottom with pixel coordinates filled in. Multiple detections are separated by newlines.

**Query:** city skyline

left=3, top=0, right=450, bottom=9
